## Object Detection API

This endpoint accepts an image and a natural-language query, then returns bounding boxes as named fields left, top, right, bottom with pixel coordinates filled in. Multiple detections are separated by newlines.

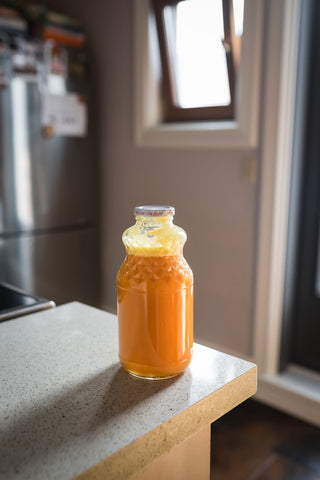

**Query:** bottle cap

left=134, top=205, right=175, bottom=217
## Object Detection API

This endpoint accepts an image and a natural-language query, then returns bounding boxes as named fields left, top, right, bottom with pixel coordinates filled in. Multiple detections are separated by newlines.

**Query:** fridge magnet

left=0, top=33, right=10, bottom=89
left=11, top=39, right=39, bottom=81
left=41, top=92, right=88, bottom=137
left=0, top=65, right=9, bottom=89
left=44, top=41, right=68, bottom=79
left=0, top=32, right=9, bottom=55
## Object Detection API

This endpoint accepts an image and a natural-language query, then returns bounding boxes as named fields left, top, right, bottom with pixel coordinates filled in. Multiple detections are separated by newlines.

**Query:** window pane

left=164, top=0, right=230, bottom=109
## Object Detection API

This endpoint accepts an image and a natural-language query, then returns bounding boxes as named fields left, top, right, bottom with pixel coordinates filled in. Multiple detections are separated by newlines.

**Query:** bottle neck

left=135, top=215, right=173, bottom=228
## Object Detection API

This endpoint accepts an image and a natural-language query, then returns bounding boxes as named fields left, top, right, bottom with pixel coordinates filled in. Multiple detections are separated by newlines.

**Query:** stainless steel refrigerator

left=0, top=41, right=99, bottom=307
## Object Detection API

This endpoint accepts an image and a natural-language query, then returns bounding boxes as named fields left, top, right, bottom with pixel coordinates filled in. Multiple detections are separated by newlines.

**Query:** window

left=134, top=0, right=263, bottom=149
left=152, top=0, right=244, bottom=122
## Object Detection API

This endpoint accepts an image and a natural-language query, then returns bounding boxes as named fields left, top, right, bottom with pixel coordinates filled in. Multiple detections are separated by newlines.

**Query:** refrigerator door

left=0, top=227, right=99, bottom=306
left=0, top=72, right=95, bottom=235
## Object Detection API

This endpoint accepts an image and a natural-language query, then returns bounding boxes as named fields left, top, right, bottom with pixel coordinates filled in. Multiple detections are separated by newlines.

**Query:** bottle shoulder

left=122, top=222, right=187, bottom=256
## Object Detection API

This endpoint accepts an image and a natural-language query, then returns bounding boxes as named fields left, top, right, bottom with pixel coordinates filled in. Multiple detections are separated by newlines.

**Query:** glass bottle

left=117, top=205, right=193, bottom=379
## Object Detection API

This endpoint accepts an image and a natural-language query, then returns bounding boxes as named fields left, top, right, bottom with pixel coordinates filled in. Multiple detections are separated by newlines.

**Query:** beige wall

left=64, top=0, right=259, bottom=357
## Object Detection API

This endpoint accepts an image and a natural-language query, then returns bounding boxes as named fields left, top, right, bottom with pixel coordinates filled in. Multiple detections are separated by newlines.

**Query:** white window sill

left=135, top=120, right=255, bottom=149
left=256, top=365, right=320, bottom=427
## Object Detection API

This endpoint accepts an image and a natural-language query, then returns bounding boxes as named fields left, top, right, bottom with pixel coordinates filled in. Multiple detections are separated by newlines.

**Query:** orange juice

left=117, top=206, right=193, bottom=379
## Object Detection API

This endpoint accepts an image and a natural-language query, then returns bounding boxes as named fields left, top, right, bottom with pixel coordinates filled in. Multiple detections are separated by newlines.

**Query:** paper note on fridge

left=41, top=93, right=87, bottom=137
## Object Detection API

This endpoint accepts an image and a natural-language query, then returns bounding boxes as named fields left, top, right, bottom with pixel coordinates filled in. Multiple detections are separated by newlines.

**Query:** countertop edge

left=73, top=365, right=257, bottom=480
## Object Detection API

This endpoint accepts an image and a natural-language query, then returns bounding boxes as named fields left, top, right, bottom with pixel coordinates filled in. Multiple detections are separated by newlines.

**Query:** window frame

left=134, top=0, right=264, bottom=149
left=151, top=0, right=237, bottom=122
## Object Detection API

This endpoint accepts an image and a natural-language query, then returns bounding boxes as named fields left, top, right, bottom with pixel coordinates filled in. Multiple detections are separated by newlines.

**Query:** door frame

left=253, top=0, right=320, bottom=426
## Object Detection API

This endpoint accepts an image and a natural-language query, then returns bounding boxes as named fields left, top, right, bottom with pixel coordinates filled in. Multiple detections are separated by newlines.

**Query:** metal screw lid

left=134, top=205, right=175, bottom=217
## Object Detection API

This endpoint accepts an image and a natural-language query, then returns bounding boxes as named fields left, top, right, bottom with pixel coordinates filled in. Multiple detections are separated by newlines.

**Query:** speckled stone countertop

left=0, top=302, right=257, bottom=480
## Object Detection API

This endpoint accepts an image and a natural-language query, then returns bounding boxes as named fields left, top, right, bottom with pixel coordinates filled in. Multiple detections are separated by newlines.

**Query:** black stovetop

left=0, top=282, right=55, bottom=321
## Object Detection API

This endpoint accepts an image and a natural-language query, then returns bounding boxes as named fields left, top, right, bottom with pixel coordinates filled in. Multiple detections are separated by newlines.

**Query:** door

left=0, top=49, right=96, bottom=235
left=286, top=0, right=320, bottom=373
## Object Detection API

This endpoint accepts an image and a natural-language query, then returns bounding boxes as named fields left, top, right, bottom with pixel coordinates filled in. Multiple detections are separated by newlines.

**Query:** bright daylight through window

left=152, top=0, right=244, bottom=122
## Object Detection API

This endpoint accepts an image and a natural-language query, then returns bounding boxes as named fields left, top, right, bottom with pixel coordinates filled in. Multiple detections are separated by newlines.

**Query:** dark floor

left=210, top=399, right=320, bottom=480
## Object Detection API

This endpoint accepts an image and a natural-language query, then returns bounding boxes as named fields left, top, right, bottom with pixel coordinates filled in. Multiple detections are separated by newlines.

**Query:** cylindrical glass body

left=117, top=206, right=193, bottom=379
